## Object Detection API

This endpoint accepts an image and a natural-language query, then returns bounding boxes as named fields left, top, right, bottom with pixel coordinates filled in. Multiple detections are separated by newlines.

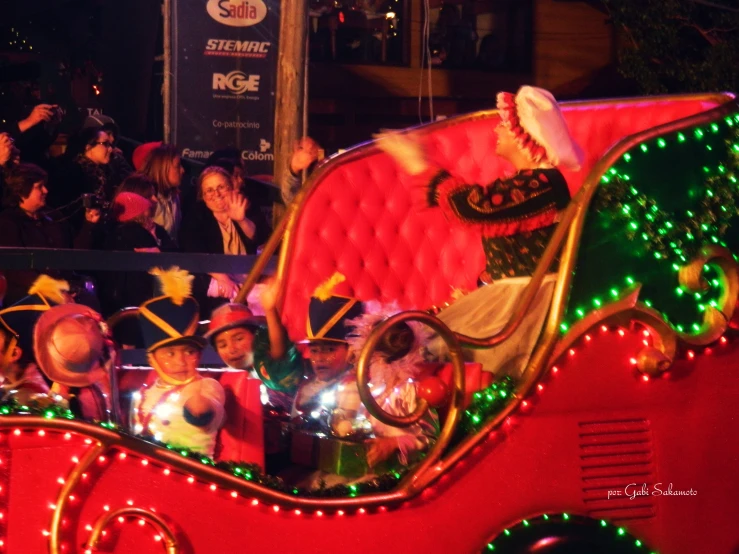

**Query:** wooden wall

left=307, top=0, right=615, bottom=151
left=533, top=0, right=614, bottom=97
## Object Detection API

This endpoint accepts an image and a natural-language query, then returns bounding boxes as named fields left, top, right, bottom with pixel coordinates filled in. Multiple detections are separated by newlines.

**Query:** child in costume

left=0, top=275, right=67, bottom=404
left=34, top=301, right=118, bottom=422
left=132, top=267, right=225, bottom=457
left=204, top=279, right=302, bottom=412
left=291, top=273, right=364, bottom=433
left=289, top=274, right=438, bottom=486
left=377, top=85, right=583, bottom=377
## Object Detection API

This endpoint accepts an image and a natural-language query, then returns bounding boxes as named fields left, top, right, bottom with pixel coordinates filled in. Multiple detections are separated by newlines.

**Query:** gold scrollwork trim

left=355, top=311, right=465, bottom=493
left=50, top=441, right=111, bottom=554
left=85, top=507, right=179, bottom=554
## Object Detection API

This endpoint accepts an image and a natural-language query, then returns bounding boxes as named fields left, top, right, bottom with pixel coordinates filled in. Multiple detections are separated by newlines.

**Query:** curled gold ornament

left=356, top=311, right=465, bottom=494
left=629, top=303, right=678, bottom=375
left=85, top=507, right=179, bottom=554
left=675, top=245, right=738, bottom=345
left=50, top=441, right=110, bottom=554
left=356, top=311, right=465, bottom=428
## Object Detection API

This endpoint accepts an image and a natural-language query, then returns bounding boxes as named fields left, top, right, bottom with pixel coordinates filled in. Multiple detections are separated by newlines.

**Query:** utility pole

left=274, top=0, right=309, bottom=205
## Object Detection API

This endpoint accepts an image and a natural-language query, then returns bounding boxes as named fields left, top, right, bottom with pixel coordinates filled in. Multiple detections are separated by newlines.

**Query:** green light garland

left=0, top=398, right=75, bottom=420
left=0, top=404, right=404, bottom=498
left=483, top=513, right=657, bottom=553
left=594, top=167, right=738, bottom=266
left=563, top=115, right=739, bottom=335
left=461, top=376, right=515, bottom=434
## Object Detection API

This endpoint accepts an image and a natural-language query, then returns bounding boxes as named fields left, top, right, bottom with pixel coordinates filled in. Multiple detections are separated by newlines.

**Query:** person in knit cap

left=377, top=85, right=584, bottom=378
left=0, top=275, right=70, bottom=404
left=132, top=267, right=225, bottom=457
left=132, top=141, right=163, bottom=172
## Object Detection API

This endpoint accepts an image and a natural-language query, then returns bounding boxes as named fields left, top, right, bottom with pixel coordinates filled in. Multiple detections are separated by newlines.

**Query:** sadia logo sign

left=212, top=71, right=261, bottom=96
left=207, top=0, right=267, bottom=27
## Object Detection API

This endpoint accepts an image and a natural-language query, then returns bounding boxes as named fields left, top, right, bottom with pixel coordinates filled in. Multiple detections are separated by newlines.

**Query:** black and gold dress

left=422, top=166, right=572, bottom=377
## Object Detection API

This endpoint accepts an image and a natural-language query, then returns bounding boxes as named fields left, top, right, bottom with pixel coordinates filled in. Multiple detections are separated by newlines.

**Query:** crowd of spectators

left=0, top=108, right=321, bottom=343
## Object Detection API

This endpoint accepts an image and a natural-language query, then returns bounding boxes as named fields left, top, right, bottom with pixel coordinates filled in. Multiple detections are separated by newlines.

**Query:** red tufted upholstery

left=280, top=95, right=732, bottom=341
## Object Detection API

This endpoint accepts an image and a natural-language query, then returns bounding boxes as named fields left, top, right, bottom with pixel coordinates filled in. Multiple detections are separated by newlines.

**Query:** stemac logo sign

left=207, top=0, right=267, bottom=27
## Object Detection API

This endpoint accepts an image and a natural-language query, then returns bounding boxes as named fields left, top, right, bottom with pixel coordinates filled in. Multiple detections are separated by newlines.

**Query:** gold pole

left=234, top=211, right=290, bottom=304
left=50, top=442, right=110, bottom=554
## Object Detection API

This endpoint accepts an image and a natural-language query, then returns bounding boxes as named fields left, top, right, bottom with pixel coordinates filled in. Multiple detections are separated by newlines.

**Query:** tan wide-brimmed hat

left=34, top=304, right=112, bottom=388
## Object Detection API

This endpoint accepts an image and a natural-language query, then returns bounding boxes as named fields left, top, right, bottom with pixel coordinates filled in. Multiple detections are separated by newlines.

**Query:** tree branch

left=689, top=0, right=739, bottom=13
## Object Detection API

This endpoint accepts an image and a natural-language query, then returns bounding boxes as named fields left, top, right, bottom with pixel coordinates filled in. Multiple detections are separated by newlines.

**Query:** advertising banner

left=172, top=0, right=280, bottom=176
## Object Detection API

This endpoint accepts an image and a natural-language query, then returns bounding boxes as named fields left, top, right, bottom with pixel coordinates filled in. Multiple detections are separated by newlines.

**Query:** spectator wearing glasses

left=87, top=116, right=133, bottom=188
left=179, top=166, right=269, bottom=316
left=50, top=126, right=121, bottom=222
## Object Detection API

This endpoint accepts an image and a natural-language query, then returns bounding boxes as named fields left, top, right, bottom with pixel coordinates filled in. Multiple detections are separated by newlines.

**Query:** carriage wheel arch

left=481, top=514, right=654, bottom=554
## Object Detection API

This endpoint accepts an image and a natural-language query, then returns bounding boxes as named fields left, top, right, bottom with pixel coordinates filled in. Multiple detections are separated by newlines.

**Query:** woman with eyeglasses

left=179, top=166, right=269, bottom=315
left=49, top=126, right=122, bottom=225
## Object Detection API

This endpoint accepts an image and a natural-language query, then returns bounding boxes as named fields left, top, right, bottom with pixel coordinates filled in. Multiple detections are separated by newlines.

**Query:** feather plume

left=313, top=272, right=346, bottom=301
left=28, top=275, right=70, bottom=305
left=149, top=266, right=193, bottom=306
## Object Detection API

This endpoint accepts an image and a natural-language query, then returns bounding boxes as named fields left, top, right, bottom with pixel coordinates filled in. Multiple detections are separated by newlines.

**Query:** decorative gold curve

left=84, top=507, right=179, bottom=554
left=356, top=311, right=467, bottom=493
left=50, top=441, right=110, bottom=554
left=675, top=245, right=739, bottom=344
left=629, top=304, right=678, bottom=375
left=356, top=311, right=464, bottom=428
left=549, top=284, right=643, bottom=362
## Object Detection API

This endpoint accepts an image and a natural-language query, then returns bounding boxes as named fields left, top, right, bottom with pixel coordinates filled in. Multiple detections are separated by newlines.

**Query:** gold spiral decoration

left=355, top=311, right=466, bottom=492
left=84, top=507, right=179, bottom=554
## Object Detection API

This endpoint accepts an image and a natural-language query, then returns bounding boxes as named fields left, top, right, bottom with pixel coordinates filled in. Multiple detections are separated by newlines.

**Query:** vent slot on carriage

left=578, top=418, right=656, bottom=521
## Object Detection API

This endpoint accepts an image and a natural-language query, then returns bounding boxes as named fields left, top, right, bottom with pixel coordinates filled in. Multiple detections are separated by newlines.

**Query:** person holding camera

left=0, top=84, right=63, bottom=168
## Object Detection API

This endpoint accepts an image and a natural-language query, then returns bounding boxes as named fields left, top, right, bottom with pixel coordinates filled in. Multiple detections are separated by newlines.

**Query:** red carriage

left=1, top=91, right=738, bottom=553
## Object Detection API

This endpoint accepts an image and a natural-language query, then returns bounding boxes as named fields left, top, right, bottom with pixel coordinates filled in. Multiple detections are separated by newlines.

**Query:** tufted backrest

left=279, top=94, right=732, bottom=340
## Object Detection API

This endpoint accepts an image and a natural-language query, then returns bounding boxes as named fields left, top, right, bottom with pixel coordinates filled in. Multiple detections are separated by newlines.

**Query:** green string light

left=462, top=377, right=515, bottom=433
left=483, top=515, right=657, bottom=554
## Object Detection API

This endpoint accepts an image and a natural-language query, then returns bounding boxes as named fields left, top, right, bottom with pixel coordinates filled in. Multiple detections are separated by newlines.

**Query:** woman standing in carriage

left=378, top=85, right=584, bottom=377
